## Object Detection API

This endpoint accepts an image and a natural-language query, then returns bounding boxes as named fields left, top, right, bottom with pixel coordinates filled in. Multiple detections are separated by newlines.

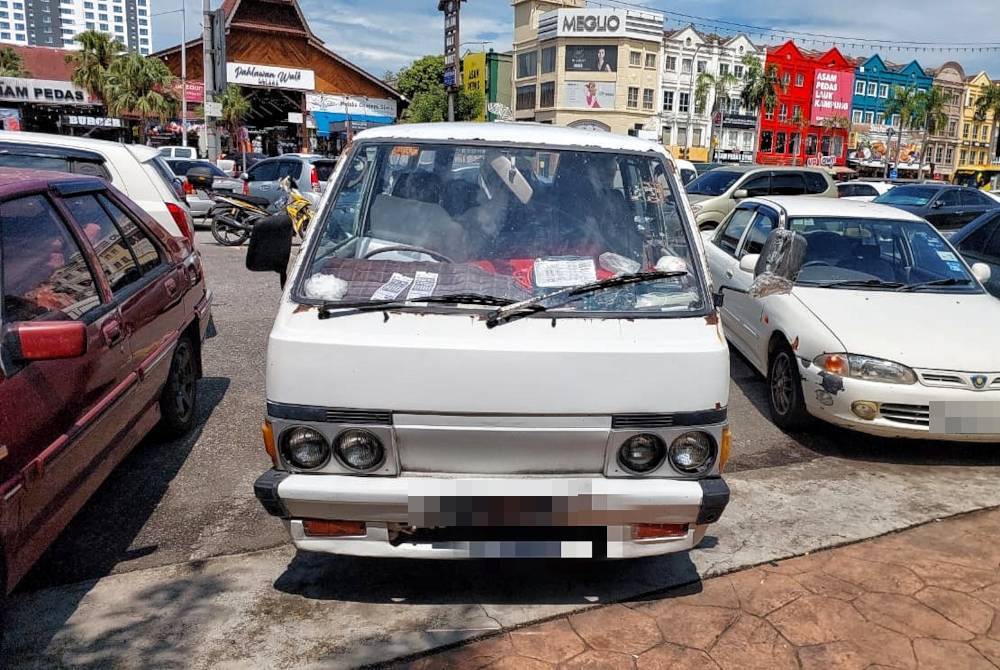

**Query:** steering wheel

left=802, top=260, right=834, bottom=268
left=363, top=244, right=454, bottom=263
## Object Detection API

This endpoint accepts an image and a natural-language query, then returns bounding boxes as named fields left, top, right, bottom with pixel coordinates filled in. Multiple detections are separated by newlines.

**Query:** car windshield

left=685, top=170, right=742, bottom=196
left=298, top=141, right=707, bottom=316
left=873, top=186, right=938, bottom=207
left=790, top=216, right=978, bottom=292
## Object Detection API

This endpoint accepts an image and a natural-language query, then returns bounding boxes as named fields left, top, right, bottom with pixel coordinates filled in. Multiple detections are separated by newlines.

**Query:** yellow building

left=957, top=71, right=998, bottom=173
left=511, top=0, right=664, bottom=136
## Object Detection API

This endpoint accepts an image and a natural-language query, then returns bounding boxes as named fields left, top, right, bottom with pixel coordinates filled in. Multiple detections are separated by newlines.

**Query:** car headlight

left=617, top=434, right=666, bottom=474
left=334, top=429, right=386, bottom=472
left=668, top=432, right=716, bottom=474
left=814, top=353, right=917, bottom=385
left=280, top=427, right=331, bottom=470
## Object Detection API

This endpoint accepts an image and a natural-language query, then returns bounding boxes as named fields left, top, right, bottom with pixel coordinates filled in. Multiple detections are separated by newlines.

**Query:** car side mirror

left=186, top=166, right=215, bottom=191
left=241, top=172, right=250, bottom=182
left=4, top=321, right=87, bottom=363
left=754, top=229, right=808, bottom=280
left=733, top=188, right=749, bottom=200
left=931, top=200, right=943, bottom=209
left=739, top=253, right=760, bottom=273
left=972, top=262, right=992, bottom=284
left=246, top=213, right=294, bottom=288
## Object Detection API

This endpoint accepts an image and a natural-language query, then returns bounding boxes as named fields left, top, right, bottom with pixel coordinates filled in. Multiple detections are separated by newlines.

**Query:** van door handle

left=102, top=319, right=123, bottom=347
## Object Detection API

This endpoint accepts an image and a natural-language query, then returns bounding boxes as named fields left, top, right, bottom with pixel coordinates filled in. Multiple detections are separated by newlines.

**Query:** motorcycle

left=276, top=176, right=314, bottom=239
left=209, top=191, right=273, bottom=247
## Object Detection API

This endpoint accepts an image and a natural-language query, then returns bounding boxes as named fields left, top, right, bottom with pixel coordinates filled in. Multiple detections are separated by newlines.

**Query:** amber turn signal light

left=262, top=421, right=277, bottom=466
left=719, top=426, right=732, bottom=472
left=631, top=523, right=689, bottom=540
left=302, top=519, right=367, bottom=538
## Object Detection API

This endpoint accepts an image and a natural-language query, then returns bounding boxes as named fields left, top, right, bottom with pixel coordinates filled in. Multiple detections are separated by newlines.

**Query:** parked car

left=165, top=158, right=243, bottom=221
left=0, top=131, right=195, bottom=242
left=247, top=122, right=731, bottom=560
left=158, top=146, right=197, bottom=160
left=873, top=183, right=1000, bottom=233
left=837, top=180, right=893, bottom=202
left=242, top=155, right=336, bottom=206
left=951, top=210, right=1000, bottom=298
left=685, top=165, right=836, bottom=230
left=704, top=195, right=998, bottom=441
left=0, top=169, right=212, bottom=605
left=676, top=158, right=698, bottom=186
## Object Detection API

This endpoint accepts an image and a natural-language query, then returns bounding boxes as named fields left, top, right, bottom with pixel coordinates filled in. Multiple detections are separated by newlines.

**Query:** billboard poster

left=564, top=45, right=618, bottom=73
left=811, top=69, right=854, bottom=124
left=563, top=81, right=616, bottom=109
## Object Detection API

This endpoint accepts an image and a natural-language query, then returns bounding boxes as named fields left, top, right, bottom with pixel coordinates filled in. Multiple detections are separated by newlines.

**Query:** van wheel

left=158, top=335, right=199, bottom=438
left=699, top=222, right=718, bottom=232
left=767, top=341, right=811, bottom=431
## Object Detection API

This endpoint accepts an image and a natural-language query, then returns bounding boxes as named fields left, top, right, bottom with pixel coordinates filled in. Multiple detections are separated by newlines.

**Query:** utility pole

left=201, top=0, right=219, bottom=160
left=181, top=0, right=187, bottom=150
left=440, top=0, right=465, bottom=122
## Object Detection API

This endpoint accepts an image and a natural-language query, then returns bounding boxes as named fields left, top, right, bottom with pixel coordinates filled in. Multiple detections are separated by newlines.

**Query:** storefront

left=0, top=75, right=108, bottom=136
left=156, top=0, right=402, bottom=158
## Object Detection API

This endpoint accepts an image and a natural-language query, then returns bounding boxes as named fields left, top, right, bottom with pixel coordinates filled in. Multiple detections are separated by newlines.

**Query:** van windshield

left=685, top=170, right=741, bottom=196
left=299, top=142, right=707, bottom=316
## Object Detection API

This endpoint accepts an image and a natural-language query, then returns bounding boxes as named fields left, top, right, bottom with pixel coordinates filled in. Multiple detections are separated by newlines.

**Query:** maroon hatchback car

left=0, top=169, right=212, bottom=607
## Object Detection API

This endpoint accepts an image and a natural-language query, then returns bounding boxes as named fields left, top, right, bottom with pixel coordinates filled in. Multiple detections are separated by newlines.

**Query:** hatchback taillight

left=183, top=179, right=194, bottom=196
left=243, top=179, right=249, bottom=196
left=311, top=166, right=320, bottom=192
left=166, top=202, right=194, bottom=245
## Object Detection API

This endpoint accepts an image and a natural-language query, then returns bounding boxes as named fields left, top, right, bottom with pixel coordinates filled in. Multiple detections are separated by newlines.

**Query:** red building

left=756, top=41, right=855, bottom=167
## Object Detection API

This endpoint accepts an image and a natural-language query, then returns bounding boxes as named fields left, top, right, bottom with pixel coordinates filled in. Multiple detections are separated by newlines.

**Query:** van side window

left=803, top=172, right=830, bottom=194
left=742, top=208, right=779, bottom=256
left=63, top=194, right=144, bottom=294
left=714, top=207, right=755, bottom=256
left=741, top=174, right=770, bottom=197
left=771, top=172, right=806, bottom=195
left=97, top=194, right=162, bottom=274
left=1, top=195, right=102, bottom=322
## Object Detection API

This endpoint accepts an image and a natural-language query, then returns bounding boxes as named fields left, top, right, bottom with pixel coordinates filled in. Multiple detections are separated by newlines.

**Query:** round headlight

left=617, top=434, right=667, bottom=474
left=668, top=432, right=716, bottom=474
left=280, top=427, right=330, bottom=470
left=334, top=429, right=386, bottom=472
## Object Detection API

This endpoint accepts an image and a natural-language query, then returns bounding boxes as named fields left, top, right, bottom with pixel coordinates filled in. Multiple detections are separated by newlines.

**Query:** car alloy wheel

left=767, top=341, right=811, bottom=431
left=770, top=351, right=795, bottom=417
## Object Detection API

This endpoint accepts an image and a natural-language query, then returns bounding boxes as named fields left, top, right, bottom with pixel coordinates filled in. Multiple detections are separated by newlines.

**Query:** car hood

left=795, top=287, right=1000, bottom=370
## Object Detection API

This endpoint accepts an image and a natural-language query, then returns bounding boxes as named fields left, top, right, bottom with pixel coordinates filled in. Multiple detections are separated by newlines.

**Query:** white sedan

left=705, top=196, right=1000, bottom=442
left=836, top=180, right=894, bottom=202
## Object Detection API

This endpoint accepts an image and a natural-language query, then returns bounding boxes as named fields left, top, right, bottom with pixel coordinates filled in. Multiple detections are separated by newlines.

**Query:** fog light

left=632, top=523, right=689, bottom=540
left=617, top=434, right=666, bottom=474
left=280, top=427, right=330, bottom=470
left=669, top=432, right=715, bottom=474
left=303, top=519, right=366, bottom=538
left=334, top=429, right=386, bottom=472
left=851, top=401, right=879, bottom=421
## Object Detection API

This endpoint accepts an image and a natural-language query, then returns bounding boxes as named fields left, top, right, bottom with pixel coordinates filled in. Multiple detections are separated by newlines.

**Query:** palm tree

left=0, top=47, right=28, bottom=77
left=218, top=84, right=251, bottom=168
left=65, top=30, right=124, bottom=104
left=696, top=69, right=740, bottom=161
left=883, top=85, right=921, bottom=177
left=104, top=52, right=177, bottom=143
left=914, top=85, right=950, bottom=179
left=974, top=83, right=1000, bottom=167
left=740, top=54, right=781, bottom=158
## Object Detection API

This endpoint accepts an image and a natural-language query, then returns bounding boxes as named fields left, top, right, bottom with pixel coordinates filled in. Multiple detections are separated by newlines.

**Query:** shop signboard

left=0, top=77, right=93, bottom=106
left=721, top=114, right=757, bottom=129
left=715, top=150, right=755, bottom=163
left=811, top=69, right=854, bottom=124
left=61, top=115, right=123, bottom=128
left=564, top=45, right=618, bottom=73
left=538, top=8, right=663, bottom=43
left=226, top=63, right=316, bottom=91
left=563, top=81, right=615, bottom=109
left=306, top=94, right=397, bottom=121
left=172, top=80, right=205, bottom=103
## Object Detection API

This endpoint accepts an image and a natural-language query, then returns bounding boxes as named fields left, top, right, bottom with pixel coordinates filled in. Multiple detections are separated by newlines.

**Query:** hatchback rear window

left=314, top=160, right=337, bottom=182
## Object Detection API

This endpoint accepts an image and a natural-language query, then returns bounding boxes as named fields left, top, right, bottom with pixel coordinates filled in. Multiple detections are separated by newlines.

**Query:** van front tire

left=767, top=342, right=811, bottom=431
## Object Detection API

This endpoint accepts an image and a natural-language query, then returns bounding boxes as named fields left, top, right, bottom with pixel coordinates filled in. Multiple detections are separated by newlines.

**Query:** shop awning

left=313, top=111, right=393, bottom=137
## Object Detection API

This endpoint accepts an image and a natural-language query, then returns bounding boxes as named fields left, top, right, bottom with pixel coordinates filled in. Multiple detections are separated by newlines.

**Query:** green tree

left=395, top=54, right=483, bottom=123
left=66, top=30, right=124, bottom=103
left=740, top=55, right=781, bottom=157
left=883, top=85, right=922, bottom=175
left=218, top=84, right=251, bottom=166
left=696, top=70, right=739, bottom=161
left=0, top=47, right=28, bottom=77
left=974, top=83, right=1000, bottom=169
left=104, top=52, right=177, bottom=143
left=915, top=85, right=950, bottom=178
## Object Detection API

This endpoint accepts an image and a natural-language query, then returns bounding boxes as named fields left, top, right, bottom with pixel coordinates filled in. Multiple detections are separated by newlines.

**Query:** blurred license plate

left=929, top=402, right=1000, bottom=435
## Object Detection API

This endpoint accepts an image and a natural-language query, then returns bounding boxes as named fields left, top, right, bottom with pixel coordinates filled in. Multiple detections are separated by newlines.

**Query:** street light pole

left=181, top=0, right=187, bottom=150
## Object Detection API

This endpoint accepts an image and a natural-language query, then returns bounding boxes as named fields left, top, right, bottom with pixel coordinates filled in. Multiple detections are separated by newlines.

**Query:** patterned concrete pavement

left=397, top=508, right=1000, bottom=670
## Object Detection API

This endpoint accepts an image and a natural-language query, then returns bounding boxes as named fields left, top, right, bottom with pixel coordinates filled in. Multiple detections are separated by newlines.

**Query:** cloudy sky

left=153, top=0, right=999, bottom=79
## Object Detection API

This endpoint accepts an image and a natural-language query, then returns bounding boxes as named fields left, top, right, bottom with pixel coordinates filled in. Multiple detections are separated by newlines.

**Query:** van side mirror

left=186, top=166, right=215, bottom=191
left=733, top=188, right=749, bottom=200
left=4, top=321, right=87, bottom=363
left=746, top=229, right=808, bottom=299
left=246, top=213, right=294, bottom=288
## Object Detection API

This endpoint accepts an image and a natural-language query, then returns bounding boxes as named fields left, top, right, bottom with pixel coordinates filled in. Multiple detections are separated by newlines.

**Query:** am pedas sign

left=811, top=69, right=854, bottom=124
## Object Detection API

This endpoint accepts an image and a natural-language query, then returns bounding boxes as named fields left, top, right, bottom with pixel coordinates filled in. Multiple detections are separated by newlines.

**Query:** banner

left=0, top=77, right=93, bottom=105
left=564, top=45, right=618, bottom=73
left=172, top=80, right=205, bottom=103
left=563, top=81, right=615, bottom=109
left=226, top=63, right=315, bottom=91
left=811, top=69, right=854, bottom=124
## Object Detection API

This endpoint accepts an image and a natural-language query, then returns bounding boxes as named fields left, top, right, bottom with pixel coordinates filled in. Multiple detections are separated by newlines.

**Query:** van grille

left=880, top=404, right=930, bottom=427
left=325, top=409, right=393, bottom=425
left=611, top=409, right=727, bottom=430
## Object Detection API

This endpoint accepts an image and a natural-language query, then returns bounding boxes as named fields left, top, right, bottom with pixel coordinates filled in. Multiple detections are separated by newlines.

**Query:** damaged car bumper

left=254, top=470, right=730, bottom=559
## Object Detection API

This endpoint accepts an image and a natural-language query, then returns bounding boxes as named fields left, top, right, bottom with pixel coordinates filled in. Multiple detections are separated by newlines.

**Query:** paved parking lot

left=20, top=230, right=1000, bottom=593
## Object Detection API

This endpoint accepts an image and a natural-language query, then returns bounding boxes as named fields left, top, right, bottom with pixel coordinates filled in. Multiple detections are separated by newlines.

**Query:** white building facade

left=1, top=0, right=152, bottom=54
left=660, top=26, right=764, bottom=163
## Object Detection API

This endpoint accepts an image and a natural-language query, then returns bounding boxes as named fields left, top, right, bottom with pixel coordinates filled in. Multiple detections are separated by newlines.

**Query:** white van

left=248, top=123, right=732, bottom=559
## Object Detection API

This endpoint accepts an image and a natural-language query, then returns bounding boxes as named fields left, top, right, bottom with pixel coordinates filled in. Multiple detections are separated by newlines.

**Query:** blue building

left=851, top=55, right=933, bottom=128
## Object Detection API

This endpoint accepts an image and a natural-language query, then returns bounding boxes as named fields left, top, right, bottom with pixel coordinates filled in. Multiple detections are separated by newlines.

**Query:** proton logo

left=972, top=375, right=988, bottom=390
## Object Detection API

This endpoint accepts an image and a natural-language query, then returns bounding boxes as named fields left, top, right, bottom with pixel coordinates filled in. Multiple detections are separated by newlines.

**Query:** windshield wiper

left=485, top=270, right=687, bottom=329
left=318, top=293, right=515, bottom=319
left=896, top=277, right=973, bottom=292
left=798, top=279, right=905, bottom=290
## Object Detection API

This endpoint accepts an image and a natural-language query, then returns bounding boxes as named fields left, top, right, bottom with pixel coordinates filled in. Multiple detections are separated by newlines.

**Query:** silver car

left=242, top=155, right=336, bottom=207
left=166, top=159, right=244, bottom=220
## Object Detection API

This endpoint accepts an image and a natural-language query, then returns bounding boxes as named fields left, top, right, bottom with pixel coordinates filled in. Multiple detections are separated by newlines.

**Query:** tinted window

left=1, top=195, right=101, bottom=322
left=0, top=153, right=70, bottom=171
left=837, top=184, right=853, bottom=197
left=715, top=208, right=755, bottom=255
left=64, top=194, right=143, bottom=293
left=804, top=172, right=831, bottom=194
left=960, top=189, right=994, bottom=207
left=742, top=174, right=770, bottom=197
left=276, top=161, right=303, bottom=180
left=874, top=186, right=938, bottom=206
left=97, top=194, right=161, bottom=273
left=771, top=172, right=807, bottom=195
left=955, top=218, right=997, bottom=254
left=248, top=161, right=280, bottom=182
left=937, top=190, right=961, bottom=207
left=166, top=160, right=194, bottom=176
left=986, top=222, right=1000, bottom=259
left=314, top=160, right=337, bottom=182
left=685, top=170, right=741, bottom=196
left=743, top=208, right=778, bottom=256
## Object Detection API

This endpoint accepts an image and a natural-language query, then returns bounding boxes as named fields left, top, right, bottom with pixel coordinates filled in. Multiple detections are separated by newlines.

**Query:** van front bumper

left=254, top=470, right=729, bottom=559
